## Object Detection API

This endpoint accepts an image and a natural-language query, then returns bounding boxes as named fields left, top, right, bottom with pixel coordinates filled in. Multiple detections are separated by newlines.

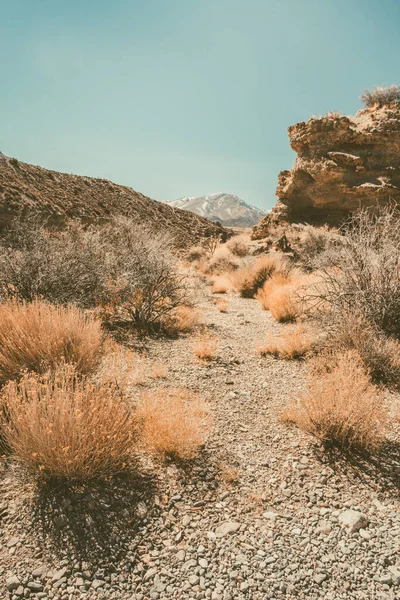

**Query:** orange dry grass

left=257, top=272, right=323, bottom=322
left=1, top=365, right=136, bottom=480
left=281, top=350, right=388, bottom=451
left=211, top=275, right=232, bottom=294
left=216, top=298, right=228, bottom=312
left=227, top=235, right=248, bottom=257
left=136, top=389, right=211, bottom=459
left=193, top=333, right=219, bottom=361
left=0, top=300, right=103, bottom=385
left=258, top=324, right=314, bottom=359
left=268, top=285, right=299, bottom=322
left=164, top=305, right=199, bottom=335
left=233, top=254, right=286, bottom=298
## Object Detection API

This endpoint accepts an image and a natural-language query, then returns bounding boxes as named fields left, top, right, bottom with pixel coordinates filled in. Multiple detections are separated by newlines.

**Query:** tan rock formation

left=256, top=104, right=400, bottom=234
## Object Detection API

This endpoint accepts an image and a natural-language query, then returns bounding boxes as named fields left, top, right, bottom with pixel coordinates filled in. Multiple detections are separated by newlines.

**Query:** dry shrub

left=1, top=365, right=136, bottom=480
left=163, top=305, right=199, bottom=336
left=204, top=246, right=239, bottom=275
left=0, top=216, right=188, bottom=334
left=211, top=275, right=232, bottom=294
left=258, top=324, right=314, bottom=359
left=327, top=310, right=400, bottom=388
left=361, top=85, right=400, bottom=108
left=282, top=350, right=388, bottom=452
left=219, top=463, right=240, bottom=485
left=216, top=298, right=228, bottom=313
left=0, top=300, right=103, bottom=385
left=257, top=271, right=324, bottom=322
left=187, top=246, right=206, bottom=262
left=227, top=236, right=248, bottom=257
left=193, top=333, right=219, bottom=361
left=317, top=206, right=400, bottom=338
left=136, top=389, right=211, bottom=459
left=233, top=254, right=289, bottom=298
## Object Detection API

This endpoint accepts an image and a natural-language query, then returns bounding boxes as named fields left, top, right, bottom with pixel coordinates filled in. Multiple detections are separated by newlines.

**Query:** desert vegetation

left=361, top=84, right=400, bottom=108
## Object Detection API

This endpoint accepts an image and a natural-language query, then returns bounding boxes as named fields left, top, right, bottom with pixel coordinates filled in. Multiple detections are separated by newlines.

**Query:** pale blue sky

left=1, top=0, right=399, bottom=209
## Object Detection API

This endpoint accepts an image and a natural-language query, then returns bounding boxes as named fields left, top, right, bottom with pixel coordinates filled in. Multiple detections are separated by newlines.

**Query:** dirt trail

left=1, top=280, right=399, bottom=600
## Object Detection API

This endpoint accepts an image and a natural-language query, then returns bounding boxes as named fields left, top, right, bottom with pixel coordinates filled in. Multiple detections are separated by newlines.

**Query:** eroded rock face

left=277, top=105, right=400, bottom=224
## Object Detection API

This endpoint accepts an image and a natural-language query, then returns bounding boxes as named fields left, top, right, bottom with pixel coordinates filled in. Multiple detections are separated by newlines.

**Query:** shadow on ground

left=313, top=440, right=400, bottom=496
left=30, top=471, right=158, bottom=565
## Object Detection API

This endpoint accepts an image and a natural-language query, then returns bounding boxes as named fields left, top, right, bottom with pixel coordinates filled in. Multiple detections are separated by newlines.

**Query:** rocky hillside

left=0, top=153, right=227, bottom=246
left=268, top=104, right=400, bottom=226
left=166, top=193, right=265, bottom=227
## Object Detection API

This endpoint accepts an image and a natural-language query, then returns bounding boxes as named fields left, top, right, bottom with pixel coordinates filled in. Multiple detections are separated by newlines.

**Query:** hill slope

left=165, top=192, right=265, bottom=227
left=0, top=153, right=227, bottom=246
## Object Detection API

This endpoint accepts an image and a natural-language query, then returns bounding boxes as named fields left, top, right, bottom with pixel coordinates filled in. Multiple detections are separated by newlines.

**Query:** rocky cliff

left=259, top=104, right=400, bottom=232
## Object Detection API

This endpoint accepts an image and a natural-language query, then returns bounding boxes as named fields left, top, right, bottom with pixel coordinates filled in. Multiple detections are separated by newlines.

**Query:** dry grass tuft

left=0, top=300, right=103, bottom=385
left=219, top=463, right=240, bottom=485
left=211, top=275, right=232, bottom=294
left=1, top=365, right=136, bottom=480
left=203, top=246, right=240, bottom=275
left=136, top=388, right=211, bottom=459
left=233, top=254, right=288, bottom=298
left=227, top=236, right=248, bottom=257
left=187, top=245, right=206, bottom=262
left=163, top=305, right=199, bottom=336
left=215, top=298, right=229, bottom=313
left=281, top=350, right=388, bottom=452
left=193, top=333, right=219, bottom=361
left=258, top=324, right=314, bottom=359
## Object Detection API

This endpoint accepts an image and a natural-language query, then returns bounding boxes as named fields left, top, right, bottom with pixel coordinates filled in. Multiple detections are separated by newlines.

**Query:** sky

left=1, top=0, right=399, bottom=210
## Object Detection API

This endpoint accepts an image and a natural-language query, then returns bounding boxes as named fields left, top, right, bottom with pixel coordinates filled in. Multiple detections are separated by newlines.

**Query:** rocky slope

left=265, top=104, right=400, bottom=227
left=166, top=193, right=265, bottom=227
left=0, top=153, right=227, bottom=246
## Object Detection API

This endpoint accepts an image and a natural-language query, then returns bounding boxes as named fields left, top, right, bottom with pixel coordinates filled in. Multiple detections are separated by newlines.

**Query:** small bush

left=318, top=207, right=400, bottom=338
left=136, top=389, right=211, bottom=459
left=2, top=365, right=136, bottom=480
left=282, top=350, right=388, bottom=452
left=0, top=216, right=188, bottom=334
left=187, top=246, right=206, bottom=262
left=298, top=226, right=338, bottom=270
left=258, top=324, right=314, bottom=359
left=227, top=236, right=248, bottom=257
left=215, top=298, right=228, bottom=312
left=203, top=246, right=239, bottom=275
left=0, top=300, right=103, bottom=385
left=327, top=309, right=400, bottom=388
left=234, top=255, right=289, bottom=298
left=193, top=333, right=219, bottom=361
left=361, top=85, right=400, bottom=108
left=211, top=275, right=232, bottom=294
left=162, top=305, right=199, bottom=336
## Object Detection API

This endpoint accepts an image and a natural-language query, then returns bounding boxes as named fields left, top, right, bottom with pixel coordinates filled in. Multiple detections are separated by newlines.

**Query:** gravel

left=1, top=280, right=399, bottom=599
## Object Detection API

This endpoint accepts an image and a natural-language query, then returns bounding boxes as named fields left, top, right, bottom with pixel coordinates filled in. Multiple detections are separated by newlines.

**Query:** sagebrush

left=0, top=300, right=103, bottom=385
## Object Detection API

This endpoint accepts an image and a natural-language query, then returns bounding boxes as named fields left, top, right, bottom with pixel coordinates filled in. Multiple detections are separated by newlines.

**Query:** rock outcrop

left=0, top=153, right=229, bottom=246
left=271, top=104, right=400, bottom=228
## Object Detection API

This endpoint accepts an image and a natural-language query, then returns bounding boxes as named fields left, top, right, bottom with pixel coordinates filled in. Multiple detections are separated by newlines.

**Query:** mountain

left=0, top=153, right=228, bottom=246
left=165, top=193, right=265, bottom=227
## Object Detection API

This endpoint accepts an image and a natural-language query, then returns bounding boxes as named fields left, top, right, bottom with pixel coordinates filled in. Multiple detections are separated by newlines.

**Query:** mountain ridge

left=0, top=152, right=228, bottom=246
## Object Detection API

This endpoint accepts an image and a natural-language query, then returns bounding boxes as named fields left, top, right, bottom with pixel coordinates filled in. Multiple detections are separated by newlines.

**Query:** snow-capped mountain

left=165, top=193, right=265, bottom=227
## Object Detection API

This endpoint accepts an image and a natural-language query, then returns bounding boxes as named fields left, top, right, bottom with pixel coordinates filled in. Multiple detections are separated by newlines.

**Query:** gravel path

left=1, top=282, right=400, bottom=600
